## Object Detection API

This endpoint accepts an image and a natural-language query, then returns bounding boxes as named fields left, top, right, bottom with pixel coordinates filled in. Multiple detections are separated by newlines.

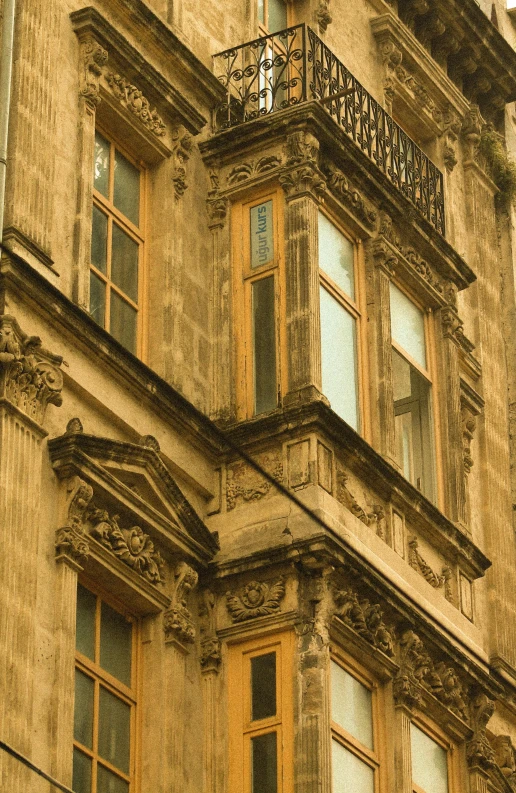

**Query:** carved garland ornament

left=226, top=455, right=283, bottom=511
left=408, top=536, right=453, bottom=602
left=89, top=508, right=165, bottom=585
left=226, top=577, right=286, bottom=622
left=0, top=314, right=64, bottom=425
left=336, top=471, right=386, bottom=539
left=106, top=73, right=166, bottom=136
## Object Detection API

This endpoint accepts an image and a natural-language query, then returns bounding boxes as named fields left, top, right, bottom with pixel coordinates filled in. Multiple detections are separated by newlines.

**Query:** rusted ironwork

left=213, top=25, right=445, bottom=235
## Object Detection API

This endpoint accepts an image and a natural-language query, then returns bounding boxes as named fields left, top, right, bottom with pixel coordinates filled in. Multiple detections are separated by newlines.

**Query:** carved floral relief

left=226, top=577, right=286, bottom=622
left=226, top=453, right=283, bottom=511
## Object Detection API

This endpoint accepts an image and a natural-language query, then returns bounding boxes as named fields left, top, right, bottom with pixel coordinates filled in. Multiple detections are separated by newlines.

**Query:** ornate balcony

left=213, top=25, right=445, bottom=236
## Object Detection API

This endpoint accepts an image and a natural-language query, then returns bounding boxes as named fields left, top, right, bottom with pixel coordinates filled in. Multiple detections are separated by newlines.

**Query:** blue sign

left=250, top=200, right=274, bottom=269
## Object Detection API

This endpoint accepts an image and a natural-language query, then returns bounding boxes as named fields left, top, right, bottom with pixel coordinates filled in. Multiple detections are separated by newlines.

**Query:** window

left=410, top=722, right=450, bottom=793
left=73, top=583, right=136, bottom=793
left=228, top=632, right=294, bottom=793
left=389, top=282, right=436, bottom=501
left=258, top=0, right=288, bottom=34
left=90, top=130, right=145, bottom=356
left=233, top=190, right=285, bottom=419
left=319, top=211, right=365, bottom=432
left=330, top=656, right=382, bottom=793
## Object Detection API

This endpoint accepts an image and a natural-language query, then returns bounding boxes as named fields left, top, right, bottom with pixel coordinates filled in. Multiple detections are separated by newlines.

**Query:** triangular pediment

left=48, top=430, right=219, bottom=566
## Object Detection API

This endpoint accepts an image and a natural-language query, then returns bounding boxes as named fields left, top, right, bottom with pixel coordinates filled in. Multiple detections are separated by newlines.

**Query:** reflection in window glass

left=100, top=601, right=132, bottom=686
left=91, top=206, right=108, bottom=274
left=72, top=748, right=92, bottom=793
left=110, top=292, right=137, bottom=354
left=90, top=272, right=106, bottom=328
left=111, top=224, right=139, bottom=302
left=114, top=150, right=140, bottom=226
left=252, top=276, right=277, bottom=414
left=319, top=213, right=355, bottom=299
left=390, top=282, right=426, bottom=368
left=267, top=0, right=287, bottom=31
left=331, top=662, right=373, bottom=749
left=411, top=724, right=448, bottom=793
left=251, top=732, right=277, bottom=793
left=320, top=286, right=359, bottom=430
left=74, top=670, right=94, bottom=749
left=98, top=687, right=131, bottom=774
left=251, top=652, right=277, bottom=721
left=332, top=740, right=374, bottom=793
left=94, top=132, right=110, bottom=197
left=76, top=584, right=96, bottom=660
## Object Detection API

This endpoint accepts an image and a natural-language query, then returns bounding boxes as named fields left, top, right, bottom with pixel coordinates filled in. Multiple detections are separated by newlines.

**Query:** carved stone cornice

left=0, top=314, right=63, bottom=426
left=333, top=589, right=396, bottom=657
left=226, top=577, right=286, bottom=622
left=323, top=163, right=377, bottom=228
left=163, top=561, right=198, bottom=646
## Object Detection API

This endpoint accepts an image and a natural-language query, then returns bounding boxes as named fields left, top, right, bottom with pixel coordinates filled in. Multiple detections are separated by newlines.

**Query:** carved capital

left=106, top=73, right=166, bottom=136
left=80, top=36, right=108, bottom=110
left=0, top=314, right=63, bottom=425
left=226, top=577, right=286, bottom=622
left=55, top=526, right=90, bottom=570
left=207, top=196, right=229, bottom=229
left=285, top=131, right=320, bottom=167
left=200, top=637, right=222, bottom=671
left=279, top=166, right=326, bottom=201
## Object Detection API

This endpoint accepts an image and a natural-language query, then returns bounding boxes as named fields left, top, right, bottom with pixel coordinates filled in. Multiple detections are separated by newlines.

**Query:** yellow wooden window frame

left=232, top=188, right=286, bottom=420
left=330, top=649, right=386, bottom=793
left=389, top=279, right=444, bottom=506
left=74, top=582, right=140, bottom=793
left=318, top=208, right=371, bottom=441
left=409, top=715, right=459, bottom=793
left=91, top=128, right=147, bottom=359
left=228, top=630, right=294, bottom=793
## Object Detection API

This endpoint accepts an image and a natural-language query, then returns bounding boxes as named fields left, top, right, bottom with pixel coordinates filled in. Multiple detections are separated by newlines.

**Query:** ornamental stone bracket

left=171, top=128, right=194, bottom=199
left=199, top=589, right=221, bottom=672
left=55, top=476, right=93, bottom=571
left=322, top=162, right=378, bottom=229
left=226, top=577, right=286, bottom=622
left=314, top=0, right=332, bottom=34
left=460, top=382, right=484, bottom=477
left=163, top=561, right=199, bottom=647
left=0, top=314, right=64, bottom=427
left=79, top=35, right=108, bottom=110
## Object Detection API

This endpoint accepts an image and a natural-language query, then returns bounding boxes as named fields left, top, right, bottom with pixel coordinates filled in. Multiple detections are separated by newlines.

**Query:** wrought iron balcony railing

left=213, top=25, right=445, bottom=236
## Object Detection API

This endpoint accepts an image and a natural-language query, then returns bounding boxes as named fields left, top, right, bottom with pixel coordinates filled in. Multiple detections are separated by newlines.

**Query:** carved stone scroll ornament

left=324, top=164, right=377, bottom=228
left=80, top=36, right=108, bottom=110
left=315, top=0, right=332, bottom=33
left=0, top=314, right=64, bottom=425
left=227, top=155, right=282, bottom=186
left=88, top=508, right=165, bottom=585
left=408, top=536, right=453, bottom=603
left=226, top=577, right=286, bottom=622
left=333, top=589, right=395, bottom=657
left=461, top=403, right=477, bottom=475
left=199, top=589, right=221, bottom=671
left=106, top=73, right=166, bottom=136
left=467, top=692, right=495, bottom=770
left=54, top=476, right=94, bottom=569
left=171, top=128, right=194, bottom=198
left=163, top=562, right=198, bottom=645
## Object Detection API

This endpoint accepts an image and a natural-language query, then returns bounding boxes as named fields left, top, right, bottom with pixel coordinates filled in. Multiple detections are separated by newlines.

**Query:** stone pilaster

left=0, top=314, right=63, bottom=792
left=3, top=0, right=60, bottom=267
left=394, top=706, right=413, bottom=793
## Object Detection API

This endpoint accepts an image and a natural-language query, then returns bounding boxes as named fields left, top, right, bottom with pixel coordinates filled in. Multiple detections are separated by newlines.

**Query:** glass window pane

left=91, top=206, right=108, bottom=274
left=110, top=292, right=137, bottom=354
left=73, top=748, right=92, bottom=793
left=319, top=213, right=355, bottom=299
left=89, top=272, right=106, bottom=328
left=268, top=0, right=287, bottom=31
left=332, top=740, right=374, bottom=793
left=74, top=670, right=94, bottom=749
left=252, top=276, right=277, bottom=414
left=111, top=224, right=139, bottom=302
left=94, top=132, right=110, bottom=197
left=100, top=602, right=132, bottom=686
left=251, top=652, right=276, bottom=721
left=331, top=662, right=373, bottom=749
left=390, top=282, right=426, bottom=368
left=114, top=150, right=140, bottom=226
left=251, top=732, right=277, bottom=793
left=97, top=764, right=130, bottom=793
left=258, top=0, right=264, bottom=23
left=411, top=724, right=448, bottom=793
left=76, top=585, right=96, bottom=659
left=98, top=687, right=131, bottom=774
left=320, top=286, right=359, bottom=431
left=250, top=201, right=274, bottom=269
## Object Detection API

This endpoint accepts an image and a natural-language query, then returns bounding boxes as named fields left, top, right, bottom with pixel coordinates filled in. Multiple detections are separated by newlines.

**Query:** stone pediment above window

left=70, top=6, right=224, bottom=162
left=48, top=428, right=219, bottom=585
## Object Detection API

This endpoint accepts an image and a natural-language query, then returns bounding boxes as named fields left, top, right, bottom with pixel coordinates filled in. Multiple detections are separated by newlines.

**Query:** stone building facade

left=1, top=0, right=516, bottom=791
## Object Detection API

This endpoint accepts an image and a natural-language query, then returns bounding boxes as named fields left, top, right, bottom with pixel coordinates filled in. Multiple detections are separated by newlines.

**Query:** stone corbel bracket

left=323, top=162, right=378, bottom=229
left=460, top=380, right=484, bottom=477
left=0, top=313, right=63, bottom=428
left=163, top=561, right=199, bottom=648
left=199, top=589, right=221, bottom=672
left=55, top=475, right=93, bottom=571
